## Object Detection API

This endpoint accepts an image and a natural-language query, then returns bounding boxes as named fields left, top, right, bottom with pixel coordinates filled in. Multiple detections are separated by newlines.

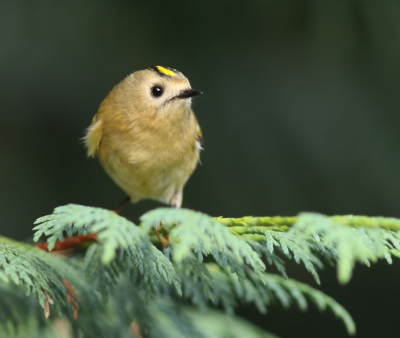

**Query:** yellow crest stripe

left=155, top=66, right=176, bottom=77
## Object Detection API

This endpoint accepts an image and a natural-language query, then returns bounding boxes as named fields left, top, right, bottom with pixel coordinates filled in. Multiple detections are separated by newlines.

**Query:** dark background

left=1, top=1, right=400, bottom=337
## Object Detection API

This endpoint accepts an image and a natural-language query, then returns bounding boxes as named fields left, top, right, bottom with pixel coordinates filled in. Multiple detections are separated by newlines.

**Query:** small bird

left=84, top=66, right=203, bottom=211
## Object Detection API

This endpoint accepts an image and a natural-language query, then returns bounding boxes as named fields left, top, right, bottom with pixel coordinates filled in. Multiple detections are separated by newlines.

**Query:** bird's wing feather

left=84, top=117, right=103, bottom=157
left=193, top=112, right=204, bottom=146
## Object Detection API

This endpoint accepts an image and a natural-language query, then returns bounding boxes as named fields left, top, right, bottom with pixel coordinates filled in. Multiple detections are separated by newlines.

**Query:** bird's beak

left=177, top=89, right=203, bottom=99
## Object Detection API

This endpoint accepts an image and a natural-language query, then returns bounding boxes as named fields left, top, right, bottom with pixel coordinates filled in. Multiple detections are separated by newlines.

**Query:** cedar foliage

left=2, top=204, right=400, bottom=337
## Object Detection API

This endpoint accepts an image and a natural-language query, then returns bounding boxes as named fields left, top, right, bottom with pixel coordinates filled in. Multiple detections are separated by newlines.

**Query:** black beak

left=177, top=89, right=203, bottom=99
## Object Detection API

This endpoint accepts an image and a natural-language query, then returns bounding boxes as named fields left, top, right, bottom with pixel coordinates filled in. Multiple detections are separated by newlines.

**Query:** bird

left=84, top=66, right=203, bottom=212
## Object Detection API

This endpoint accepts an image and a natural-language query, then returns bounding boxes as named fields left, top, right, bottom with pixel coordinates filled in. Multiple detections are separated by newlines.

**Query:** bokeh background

left=1, top=1, right=400, bottom=337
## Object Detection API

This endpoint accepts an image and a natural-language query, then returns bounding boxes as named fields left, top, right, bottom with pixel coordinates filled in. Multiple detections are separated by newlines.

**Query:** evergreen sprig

left=291, top=213, right=400, bottom=283
left=33, top=204, right=181, bottom=296
left=174, top=263, right=355, bottom=335
left=141, top=208, right=266, bottom=284
left=0, top=275, right=284, bottom=338
left=218, top=212, right=400, bottom=284
left=19, top=204, right=400, bottom=337
left=0, top=236, right=104, bottom=334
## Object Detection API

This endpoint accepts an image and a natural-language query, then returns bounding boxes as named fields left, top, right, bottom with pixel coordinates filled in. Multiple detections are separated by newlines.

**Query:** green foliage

left=1, top=204, right=399, bottom=337
left=141, top=208, right=266, bottom=285
left=243, top=229, right=323, bottom=284
left=0, top=236, right=113, bottom=337
left=34, top=204, right=145, bottom=263
left=176, top=263, right=355, bottom=335
left=34, top=204, right=181, bottom=297
left=184, top=307, right=281, bottom=338
left=220, top=212, right=400, bottom=284
left=0, top=236, right=99, bottom=320
left=292, top=213, right=400, bottom=283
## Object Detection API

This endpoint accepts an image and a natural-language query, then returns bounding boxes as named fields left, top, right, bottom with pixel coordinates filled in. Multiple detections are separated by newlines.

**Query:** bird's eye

left=151, top=86, right=164, bottom=98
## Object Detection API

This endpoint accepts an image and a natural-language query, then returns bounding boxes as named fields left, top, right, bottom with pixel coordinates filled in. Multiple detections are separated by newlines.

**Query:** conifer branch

left=216, top=214, right=400, bottom=231
left=0, top=236, right=103, bottom=329
left=26, top=204, right=400, bottom=336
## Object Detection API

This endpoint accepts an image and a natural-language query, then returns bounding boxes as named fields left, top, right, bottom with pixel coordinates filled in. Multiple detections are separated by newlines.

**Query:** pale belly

left=98, top=143, right=199, bottom=207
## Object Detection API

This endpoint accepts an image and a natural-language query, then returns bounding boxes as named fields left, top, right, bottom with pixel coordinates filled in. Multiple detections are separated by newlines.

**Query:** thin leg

left=171, top=190, right=183, bottom=208
left=114, top=196, right=131, bottom=214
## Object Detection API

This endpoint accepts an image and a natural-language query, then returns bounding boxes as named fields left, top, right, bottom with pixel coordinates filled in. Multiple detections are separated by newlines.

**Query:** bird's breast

left=96, top=108, right=200, bottom=202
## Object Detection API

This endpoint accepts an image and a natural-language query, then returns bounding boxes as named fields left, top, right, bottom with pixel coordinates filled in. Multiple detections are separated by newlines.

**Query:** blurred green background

left=1, top=1, right=400, bottom=337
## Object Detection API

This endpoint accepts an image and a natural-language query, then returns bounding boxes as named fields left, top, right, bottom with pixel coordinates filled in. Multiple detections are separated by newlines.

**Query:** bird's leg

left=114, top=196, right=131, bottom=214
left=170, top=191, right=183, bottom=209
left=155, top=221, right=169, bottom=248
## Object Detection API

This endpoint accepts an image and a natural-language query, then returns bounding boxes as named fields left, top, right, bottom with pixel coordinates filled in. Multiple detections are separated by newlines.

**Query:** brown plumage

left=84, top=66, right=203, bottom=208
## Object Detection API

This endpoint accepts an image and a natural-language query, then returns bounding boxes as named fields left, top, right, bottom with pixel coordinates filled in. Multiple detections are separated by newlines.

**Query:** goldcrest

left=85, top=66, right=203, bottom=208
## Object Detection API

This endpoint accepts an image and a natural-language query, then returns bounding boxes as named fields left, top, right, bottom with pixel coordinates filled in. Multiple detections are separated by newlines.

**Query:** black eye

left=151, top=86, right=164, bottom=98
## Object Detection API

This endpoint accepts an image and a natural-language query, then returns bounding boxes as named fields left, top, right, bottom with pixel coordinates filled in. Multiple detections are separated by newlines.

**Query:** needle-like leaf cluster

left=2, top=204, right=400, bottom=337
